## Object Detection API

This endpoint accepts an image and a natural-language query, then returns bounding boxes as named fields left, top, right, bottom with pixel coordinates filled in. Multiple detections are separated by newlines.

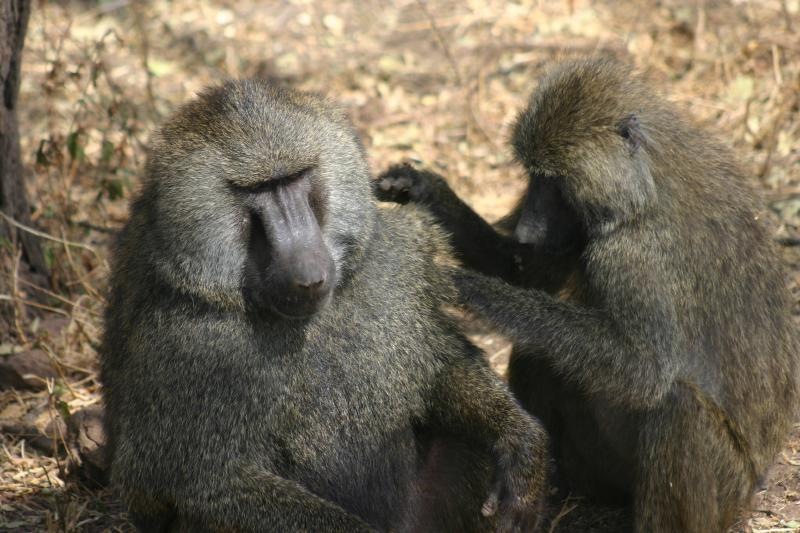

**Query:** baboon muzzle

left=514, top=178, right=580, bottom=253
left=247, top=178, right=334, bottom=318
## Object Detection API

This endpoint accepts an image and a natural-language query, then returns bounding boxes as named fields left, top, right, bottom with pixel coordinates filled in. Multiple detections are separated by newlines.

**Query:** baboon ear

left=618, top=114, right=644, bottom=153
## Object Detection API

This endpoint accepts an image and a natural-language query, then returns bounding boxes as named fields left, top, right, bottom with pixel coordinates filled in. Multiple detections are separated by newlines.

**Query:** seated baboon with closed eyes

left=100, top=80, right=548, bottom=532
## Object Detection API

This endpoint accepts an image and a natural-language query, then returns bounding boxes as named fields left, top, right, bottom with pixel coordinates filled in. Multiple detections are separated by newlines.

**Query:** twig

left=94, top=0, right=130, bottom=15
left=395, top=14, right=466, bottom=33
left=71, top=220, right=118, bottom=234
left=548, top=499, right=579, bottom=533
left=780, top=0, right=794, bottom=32
left=0, top=211, right=99, bottom=256
left=12, top=249, right=29, bottom=345
left=17, top=277, right=102, bottom=316
left=758, top=92, right=794, bottom=180
left=772, top=44, right=784, bottom=86
left=414, top=0, right=494, bottom=145
left=0, top=295, right=96, bottom=329
left=777, top=237, right=800, bottom=247
left=694, top=3, right=707, bottom=57
left=42, top=343, right=78, bottom=397
left=414, top=0, right=463, bottom=85
left=61, top=227, right=103, bottom=300
left=133, top=3, right=159, bottom=117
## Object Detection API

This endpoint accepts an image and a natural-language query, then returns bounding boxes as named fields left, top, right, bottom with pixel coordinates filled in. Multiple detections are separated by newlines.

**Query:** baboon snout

left=261, top=239, right=335, bottom=319
left=514, top=179, right=582, bottom=252
left=514, top=219, right=546, bottom=245
left=244, top=176, right=336, bottom=318
left=295, top=278, right=325, bottom=291
left=287, top=246, right=334, bottom=297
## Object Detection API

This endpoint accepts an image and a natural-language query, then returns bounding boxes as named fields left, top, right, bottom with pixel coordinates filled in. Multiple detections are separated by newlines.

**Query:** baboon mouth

left=267, top=293, right=331, bottom=320
left=269, top=306, right=319, bottom=320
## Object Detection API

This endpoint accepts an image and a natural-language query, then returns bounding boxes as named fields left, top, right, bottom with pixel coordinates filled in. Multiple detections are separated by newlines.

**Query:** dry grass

left=1, top=0, right=798, bottom=531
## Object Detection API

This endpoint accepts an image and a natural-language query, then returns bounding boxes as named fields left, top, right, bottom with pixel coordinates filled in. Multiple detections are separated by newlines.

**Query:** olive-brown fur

left=376, top=58, right=799, bottom=532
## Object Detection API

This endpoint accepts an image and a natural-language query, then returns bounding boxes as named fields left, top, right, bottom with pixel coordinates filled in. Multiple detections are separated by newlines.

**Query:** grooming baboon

left=101, top=80, right=548, bottom=532
left=375, top=58, right=799, bottom=532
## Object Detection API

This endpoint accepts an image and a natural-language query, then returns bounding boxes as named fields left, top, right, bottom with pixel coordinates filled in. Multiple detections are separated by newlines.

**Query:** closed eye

left=244, top=167, right=313, bottom=193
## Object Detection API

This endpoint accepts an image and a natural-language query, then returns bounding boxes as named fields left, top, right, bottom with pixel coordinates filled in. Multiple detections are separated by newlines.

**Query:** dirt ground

left=1, top=1, right=798, bottom=531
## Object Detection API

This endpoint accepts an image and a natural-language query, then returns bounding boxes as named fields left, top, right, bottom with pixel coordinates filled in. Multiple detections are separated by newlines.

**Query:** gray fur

left=101, top=80, right=548, bottom=532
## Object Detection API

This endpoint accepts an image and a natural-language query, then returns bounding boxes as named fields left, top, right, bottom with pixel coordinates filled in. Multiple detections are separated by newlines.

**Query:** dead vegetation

left=1, top=1, right=798, bottom=531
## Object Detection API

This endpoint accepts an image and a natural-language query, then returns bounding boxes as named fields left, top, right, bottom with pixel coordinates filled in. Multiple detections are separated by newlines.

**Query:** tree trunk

left=0, top=0, right=47, bottom=276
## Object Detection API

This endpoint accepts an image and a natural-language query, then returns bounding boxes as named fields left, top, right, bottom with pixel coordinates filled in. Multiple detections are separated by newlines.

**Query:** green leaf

left=44, top=245, right=55, bottom=269
left=100, top=140, right=115, bottom=164
left=66, top=131, right=85, bottom=161
left=0, top=522, right=30, bottom=529
left=102, top=178, right=125, bottom=200
left=148, top=58, right=177, bottom=77
left=35, top=140, right=49, bottom=166
left=56, top=400, right=71, bottom=421
left=0, top=344, right=24, bottom=356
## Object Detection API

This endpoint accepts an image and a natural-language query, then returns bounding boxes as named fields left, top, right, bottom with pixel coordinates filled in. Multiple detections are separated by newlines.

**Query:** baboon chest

left=268, top=378, right=420, bottom=509
left=255, top=315, right=432, bottom=523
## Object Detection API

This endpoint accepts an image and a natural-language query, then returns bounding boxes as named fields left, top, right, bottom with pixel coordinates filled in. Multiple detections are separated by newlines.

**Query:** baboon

left=375, top=58, right=799, bottom=532
left=100, top=80, right=549, bottom=532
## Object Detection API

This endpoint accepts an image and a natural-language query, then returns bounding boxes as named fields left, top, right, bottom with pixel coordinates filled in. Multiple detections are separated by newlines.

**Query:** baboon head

left=510, top=58, right=660, bottom=243
left=139, top=80, right=374, bottom=317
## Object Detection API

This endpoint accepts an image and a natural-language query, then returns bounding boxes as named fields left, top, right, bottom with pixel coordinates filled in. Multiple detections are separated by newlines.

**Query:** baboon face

left=512, top=59, right=657, bottom=234
left=144, top=81, right=374, bottom=315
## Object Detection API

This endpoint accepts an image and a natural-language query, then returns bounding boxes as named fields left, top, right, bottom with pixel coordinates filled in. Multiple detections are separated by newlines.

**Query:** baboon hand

left=450, top=268, right=504, bottom=315
left=482, top=435, right=546, bottom=533
left=374, top=163, right=448, bottom=205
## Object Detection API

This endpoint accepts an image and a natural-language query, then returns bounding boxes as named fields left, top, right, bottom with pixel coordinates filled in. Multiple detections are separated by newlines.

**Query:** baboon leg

left=635, top=384, right=755, bottom=533
left=509, top=348, right=633, bottom=505
left=508, top=347, right=563, bottom=433
left=125, top=492, right=176, bottom=533
left=163, top=467, right=373, bottom=532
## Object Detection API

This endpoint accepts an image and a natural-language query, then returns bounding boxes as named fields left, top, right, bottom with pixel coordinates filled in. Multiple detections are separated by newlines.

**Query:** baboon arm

left=376, top=165, right=574, bottom=290
left=454, top=268, right=680, bottom=409
left=427, top=189, right=587, bottom=292
left=430, top=357, right=548, bottom=452
left=424, top=182, right=518, bottom=279
left=416, top=178, right=583, bottom=293
left=428, top=356, right=548, bottom=521
left=180, top=465, right=375, bottom=532
left=408, top=179, right=580, bottom=292
left=376, top=165, right=517, bottom=278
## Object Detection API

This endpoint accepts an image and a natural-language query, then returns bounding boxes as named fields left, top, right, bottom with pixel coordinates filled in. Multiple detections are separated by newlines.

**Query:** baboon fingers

left=374, top=162, right=450, bottom=205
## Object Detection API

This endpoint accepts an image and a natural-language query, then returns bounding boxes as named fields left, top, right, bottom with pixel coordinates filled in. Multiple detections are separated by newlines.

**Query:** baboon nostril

left=295, top=278, right=325, bottom=292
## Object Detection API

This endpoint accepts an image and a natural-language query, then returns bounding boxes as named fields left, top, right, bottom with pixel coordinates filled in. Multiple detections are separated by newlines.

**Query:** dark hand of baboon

left=101, top=80, right=547, bottom=532
left=484, top=433, right=547, bottom=533
left=385, top=58, right=799, bottom=533
left=374, top=163, right=451, bottom=205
